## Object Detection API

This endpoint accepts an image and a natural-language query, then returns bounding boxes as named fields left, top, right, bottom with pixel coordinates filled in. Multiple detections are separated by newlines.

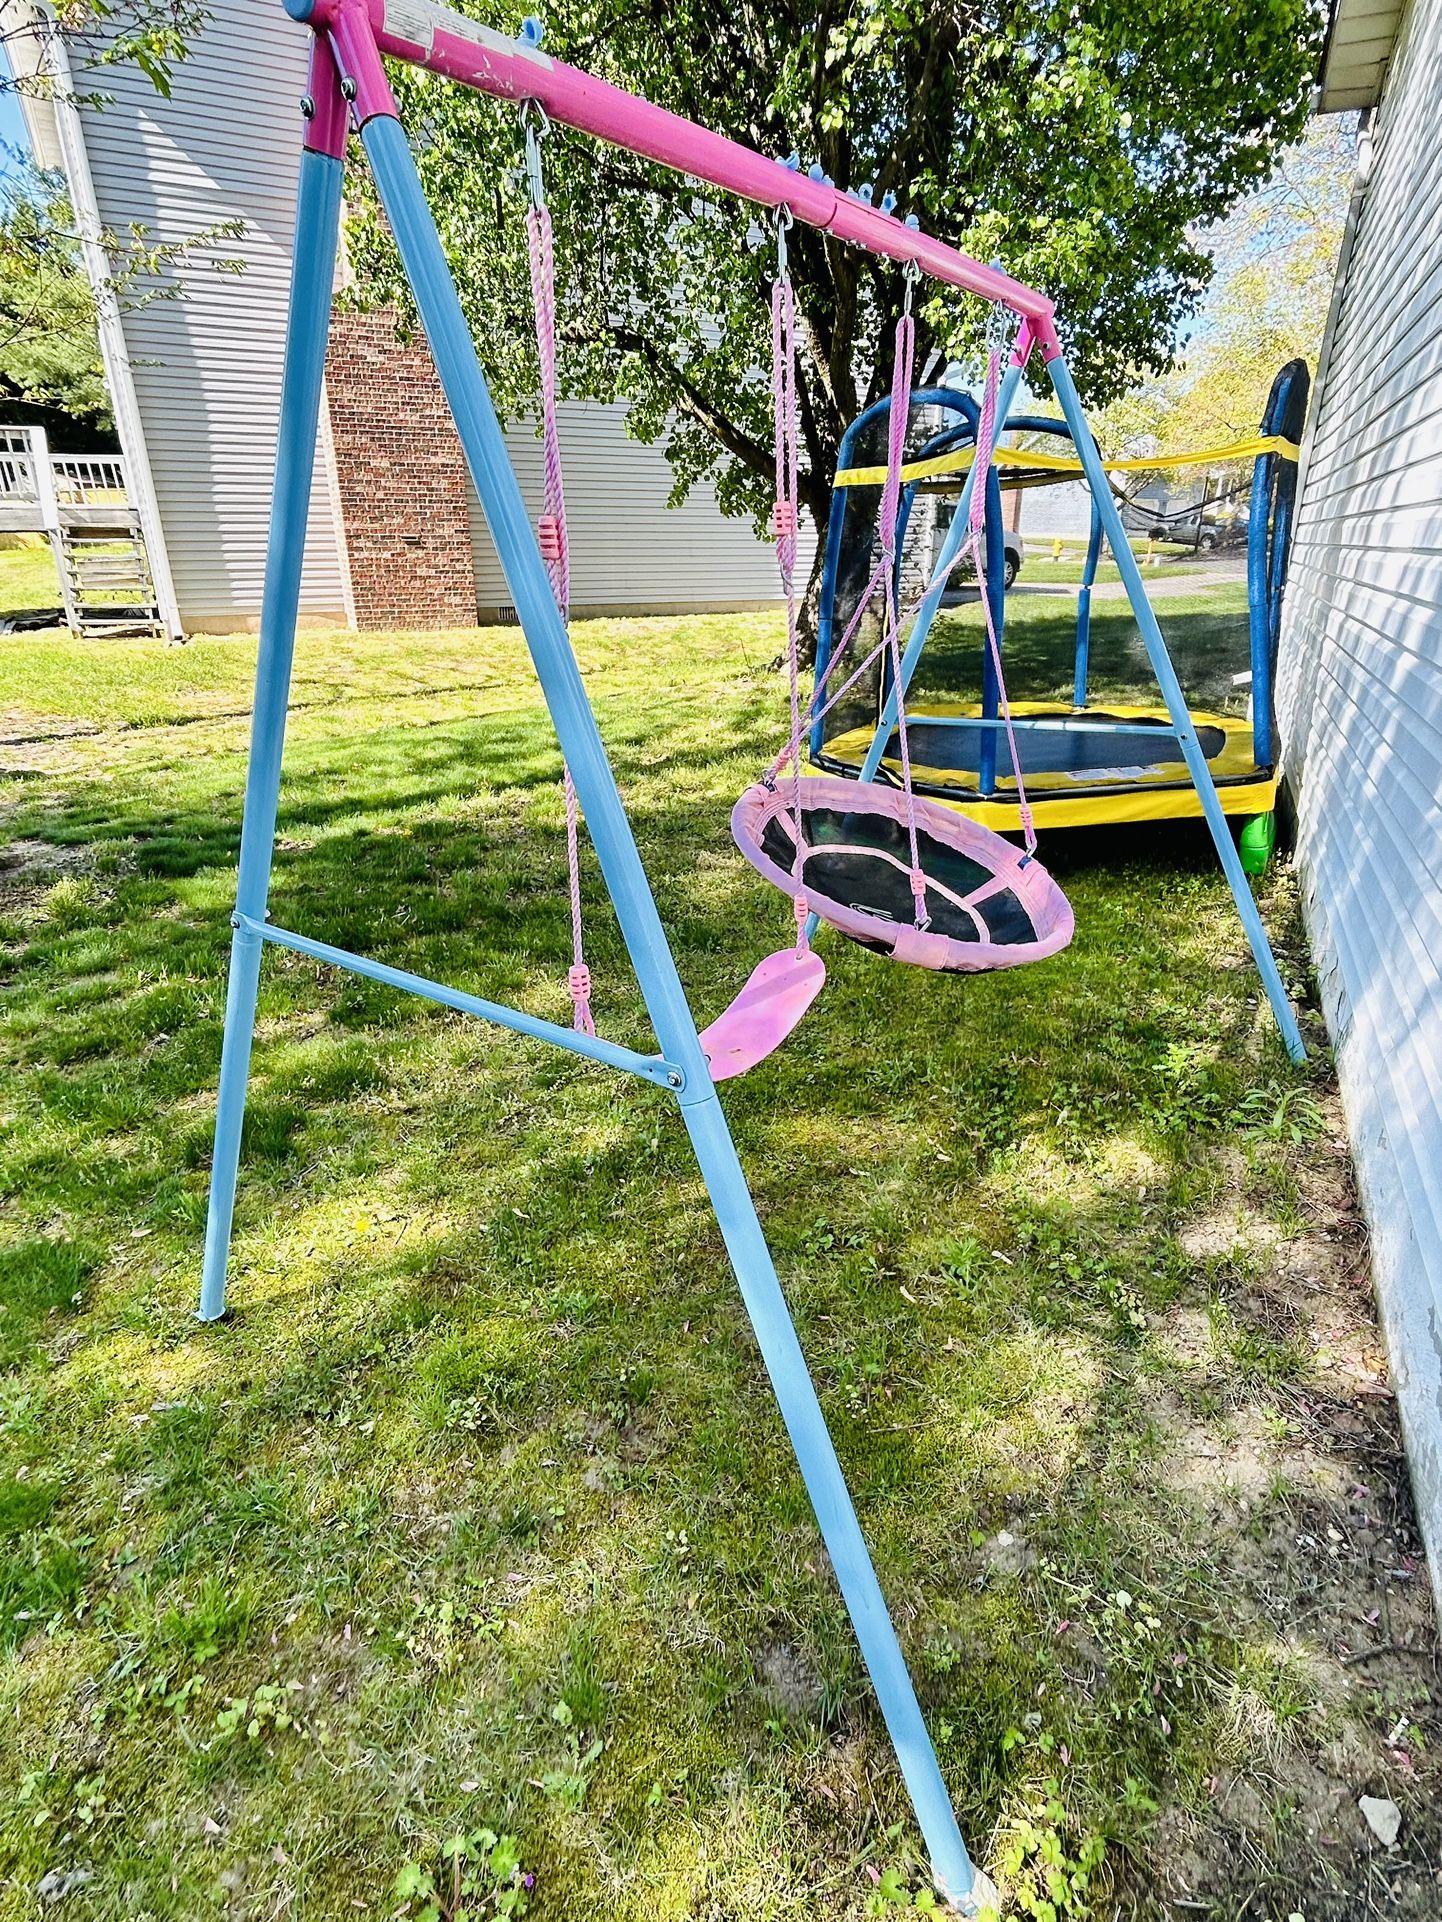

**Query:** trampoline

left=812, top=362, right=1308, bottom=834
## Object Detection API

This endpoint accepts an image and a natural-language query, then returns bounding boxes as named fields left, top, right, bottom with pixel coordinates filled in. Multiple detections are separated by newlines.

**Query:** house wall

left=67, top=7, right=348, bottom=631
left=1276, top=0, right=1442, bottom=1596
left=472, top=403, right=803, bottom=617
left=60, top=0, right=789, bottom=633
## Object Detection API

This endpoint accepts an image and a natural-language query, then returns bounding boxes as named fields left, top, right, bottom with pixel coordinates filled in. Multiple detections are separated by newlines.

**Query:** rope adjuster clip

left=518, top=98, right=551, bottom=209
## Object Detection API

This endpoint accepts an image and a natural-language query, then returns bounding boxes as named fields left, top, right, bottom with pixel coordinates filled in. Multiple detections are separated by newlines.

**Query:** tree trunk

left=796, top=503, right=830, bottom=670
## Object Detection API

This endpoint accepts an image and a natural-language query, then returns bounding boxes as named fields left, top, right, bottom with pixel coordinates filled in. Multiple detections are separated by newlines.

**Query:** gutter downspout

left=38, top=9, right=185, bottom=640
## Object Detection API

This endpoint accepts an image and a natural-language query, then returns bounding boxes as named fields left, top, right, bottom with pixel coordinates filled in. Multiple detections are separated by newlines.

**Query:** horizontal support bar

left=240, top=915, right=685, bottom=1089
left=877, top=715, right=1185, bottom=739
left=289, top=0, right=1056, bottom=331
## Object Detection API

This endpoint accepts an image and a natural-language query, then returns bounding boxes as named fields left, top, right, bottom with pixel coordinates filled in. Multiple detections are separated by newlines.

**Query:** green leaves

left=394, top=1829, right=531, bottom=1921
left=343, top=0, right=1320, bottom=571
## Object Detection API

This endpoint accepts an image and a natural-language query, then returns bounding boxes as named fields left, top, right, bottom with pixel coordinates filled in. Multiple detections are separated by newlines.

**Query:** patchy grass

left=1013, top=548, right=1225, bottom=588
left=0, top=591, right=1437, bottom=1922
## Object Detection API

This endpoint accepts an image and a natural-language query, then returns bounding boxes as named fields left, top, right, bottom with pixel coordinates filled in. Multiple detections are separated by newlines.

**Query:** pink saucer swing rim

left=732, top=773, right=1074, bottom=974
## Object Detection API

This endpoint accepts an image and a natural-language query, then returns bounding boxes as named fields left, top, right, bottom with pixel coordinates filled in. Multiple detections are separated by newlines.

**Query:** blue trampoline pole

left=977, top=466, right=1005, bottom=798
left=1044, top=350, right=1306, bottom=1065
left=803, top=361, right=1027, bottom=942
left=1074, top=500, right=1103, bottom=709
left=199, top=110, right=345, bottom=1321
left=344, top=49, right=991, bottom=1908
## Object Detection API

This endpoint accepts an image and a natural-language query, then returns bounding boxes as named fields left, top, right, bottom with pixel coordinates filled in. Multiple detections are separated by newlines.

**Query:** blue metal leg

left=679, top=1091, right=985, bottom=1905
left=198, top=143, right=345, bottom=1321
left=1045, top=353, right=1306, bottom=1065
left=358, top=108, right=986, bottom=1908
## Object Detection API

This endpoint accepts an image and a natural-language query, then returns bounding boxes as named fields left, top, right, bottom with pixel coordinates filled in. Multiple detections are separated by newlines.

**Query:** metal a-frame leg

left=1043, top=349, right=1305, bottom=1064
left=350, top=97, right=991, bottom=1916
left=198, top=46, right=347, bottom=1321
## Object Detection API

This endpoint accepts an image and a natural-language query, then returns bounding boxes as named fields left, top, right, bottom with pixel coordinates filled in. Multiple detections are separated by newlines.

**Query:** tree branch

left=607, top=321, right=775, bottom=479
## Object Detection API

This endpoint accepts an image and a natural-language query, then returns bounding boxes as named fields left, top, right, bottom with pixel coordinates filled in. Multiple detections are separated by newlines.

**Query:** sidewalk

left=1013, top=557, right=1247, bottom=601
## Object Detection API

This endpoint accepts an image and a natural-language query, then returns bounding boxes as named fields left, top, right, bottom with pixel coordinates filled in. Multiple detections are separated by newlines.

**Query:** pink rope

left=962, top=347, right=1036, bottom=856
left=876, top=309, right=928, bottom=924
left=770, top=252, right=810, bottom=952
left=527, top=197, right=595, bottom=1035
left=764, top=512, right=982, bottom=781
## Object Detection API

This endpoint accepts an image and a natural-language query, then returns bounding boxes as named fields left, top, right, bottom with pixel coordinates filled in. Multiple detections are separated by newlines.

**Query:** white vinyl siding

left=470, top=402, right=799, bottom=615
left=1276, top=0, right=1442, bottom=1585
left=69, top=8, right=346, bottom=630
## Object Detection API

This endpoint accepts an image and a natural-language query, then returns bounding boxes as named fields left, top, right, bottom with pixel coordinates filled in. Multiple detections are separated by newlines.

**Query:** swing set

left=201, top=3, right=1306, bottom=1907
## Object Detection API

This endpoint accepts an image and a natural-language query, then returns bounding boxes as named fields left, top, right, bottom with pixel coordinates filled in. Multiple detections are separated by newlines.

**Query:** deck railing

left=0, top=434, right=41, bottom=502
left=0, top=431, right=130, bottom=509
left=53, top=454, right=130, bottom=503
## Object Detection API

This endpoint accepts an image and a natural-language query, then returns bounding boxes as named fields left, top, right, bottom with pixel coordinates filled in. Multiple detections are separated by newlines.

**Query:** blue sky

left=0, top=46, right=36, bottom=190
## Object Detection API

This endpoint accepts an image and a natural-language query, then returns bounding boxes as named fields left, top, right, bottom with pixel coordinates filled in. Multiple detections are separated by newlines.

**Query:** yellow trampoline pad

left=818, top=701, right=1278, bottom=832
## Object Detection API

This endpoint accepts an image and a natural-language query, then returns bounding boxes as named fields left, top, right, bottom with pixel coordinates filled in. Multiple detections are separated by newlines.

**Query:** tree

left=1, top=1, right=200, bottom=108
left=1101, top=117, right=1355, bottom=460
left=0, top=4, right=241, bottom=438
left=345, top=0, right=1325, bottom=617
left=0, top=172, right=112, bottom=432
left=0, top=158, right=243, bottom=438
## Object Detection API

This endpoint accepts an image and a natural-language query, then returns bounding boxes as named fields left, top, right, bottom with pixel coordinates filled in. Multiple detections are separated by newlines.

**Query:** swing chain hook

left=984, top=298, right=1011, bottom=363
left=901, top=256, right=922, bottom=318
left=773, top=203, right=793, bottom=283
left=518, top=98, right=551, bottom=210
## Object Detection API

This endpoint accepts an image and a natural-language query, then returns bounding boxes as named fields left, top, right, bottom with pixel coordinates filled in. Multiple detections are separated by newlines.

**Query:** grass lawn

left=0, top=543, right=62, bottom=618
left=1, top=588, right=1438, bottom=1921
left=915, top=580, right=1256, bottom=715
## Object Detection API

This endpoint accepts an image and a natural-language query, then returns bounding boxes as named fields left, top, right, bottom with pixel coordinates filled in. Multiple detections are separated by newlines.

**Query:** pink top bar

left=288, top=0, right=1058, bottom=339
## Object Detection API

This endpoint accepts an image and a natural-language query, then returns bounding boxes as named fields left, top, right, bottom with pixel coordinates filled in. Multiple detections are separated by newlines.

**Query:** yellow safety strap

left=834, top=431, right=1301, bottom=489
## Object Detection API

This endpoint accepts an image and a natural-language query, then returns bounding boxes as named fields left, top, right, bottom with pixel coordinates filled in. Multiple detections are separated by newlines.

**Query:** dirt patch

left=753, top=1640, right=821, bottom=1718
left=1131, top=1085, right=1442, bottom=1918
left=0, top=834, right=97, bottom=915
left=0, top=836, right=92, bottom=880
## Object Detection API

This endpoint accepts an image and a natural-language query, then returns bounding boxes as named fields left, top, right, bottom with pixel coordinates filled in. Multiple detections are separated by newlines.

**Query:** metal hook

left=773, top=203, right=793, bottom=281
left=901, top=256, right=922, bottom=316
left=518, top=98, right=551, bottom=209
left=984, top=300, right=1012, bottom=360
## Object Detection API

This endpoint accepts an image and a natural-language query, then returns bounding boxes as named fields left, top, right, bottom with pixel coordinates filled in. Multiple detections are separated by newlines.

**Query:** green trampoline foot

left=1240, top=811, right=1277, bottom=877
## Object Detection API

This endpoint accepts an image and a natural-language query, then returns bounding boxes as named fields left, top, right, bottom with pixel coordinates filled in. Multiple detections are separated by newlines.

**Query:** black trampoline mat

left=759, top=805, right=1036, bottom=946
left=886, top=712, right=1227, bottom=778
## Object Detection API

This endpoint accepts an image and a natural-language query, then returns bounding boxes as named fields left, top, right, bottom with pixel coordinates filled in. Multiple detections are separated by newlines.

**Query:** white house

left=9, top=0, right=793, bottom=636
left=1278, top=0, right=1442, bottom=1595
